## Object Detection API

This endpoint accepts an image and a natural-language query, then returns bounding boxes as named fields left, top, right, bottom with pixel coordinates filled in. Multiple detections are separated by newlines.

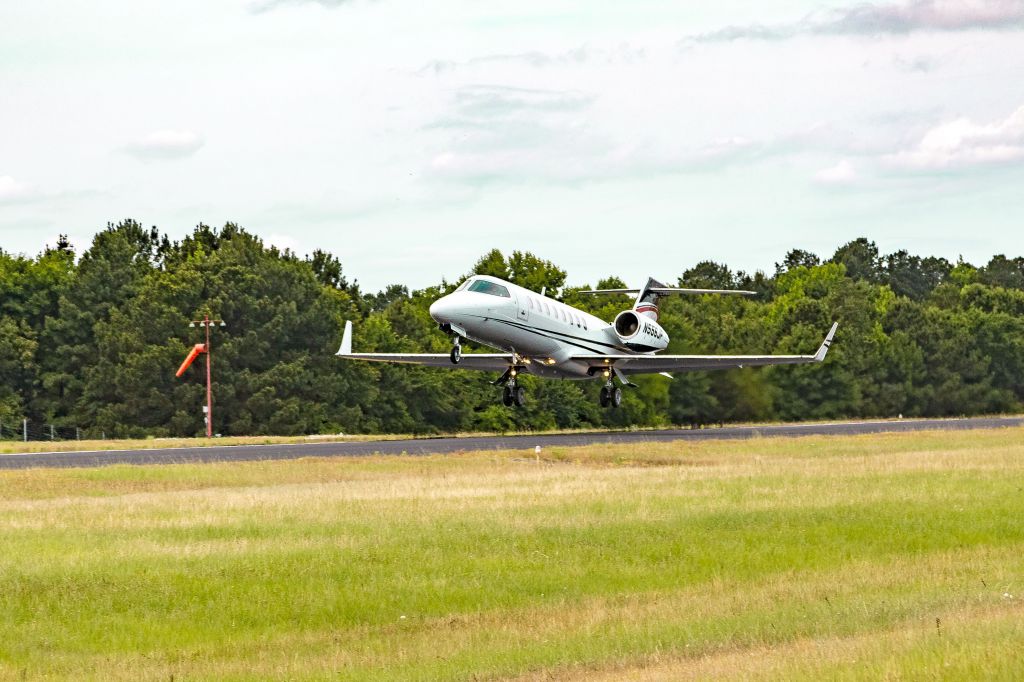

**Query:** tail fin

left=633, top=277, right=759, bottom=320
left=633, top=277, right=667, bottom=320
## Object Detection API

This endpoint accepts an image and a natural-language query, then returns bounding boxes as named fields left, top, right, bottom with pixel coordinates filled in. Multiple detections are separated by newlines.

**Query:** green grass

left=1, top=429, right=1023, bottom=680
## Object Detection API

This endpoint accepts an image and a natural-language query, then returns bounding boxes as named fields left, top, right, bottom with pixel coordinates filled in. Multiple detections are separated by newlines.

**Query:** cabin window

left=527, top=298, right=534, bottom=310
left=467, top=280, right=511, bottom=298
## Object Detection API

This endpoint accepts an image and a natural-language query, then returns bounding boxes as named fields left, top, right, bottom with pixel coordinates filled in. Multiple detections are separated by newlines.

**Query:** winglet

left=337, top=320, right=353, bottom=356
left=814, top=322, right=839, bottom=362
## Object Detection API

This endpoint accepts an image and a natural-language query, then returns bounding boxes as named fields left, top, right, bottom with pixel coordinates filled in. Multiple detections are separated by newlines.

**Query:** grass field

left=1, top=429, right=1023, bottom=680
left=0, top=433, right=401, bottom=455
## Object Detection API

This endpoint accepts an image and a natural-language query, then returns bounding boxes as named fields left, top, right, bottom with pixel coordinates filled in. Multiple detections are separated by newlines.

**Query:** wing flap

left=574, top=353, right=815, bottom=374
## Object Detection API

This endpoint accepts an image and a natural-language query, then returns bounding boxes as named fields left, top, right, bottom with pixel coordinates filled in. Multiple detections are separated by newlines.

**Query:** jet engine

left=613, top=310, right=669, bottom=352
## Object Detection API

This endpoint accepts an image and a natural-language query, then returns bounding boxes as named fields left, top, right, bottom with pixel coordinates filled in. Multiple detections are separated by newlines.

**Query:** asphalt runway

left=2, top=415, right=1022, bottom=471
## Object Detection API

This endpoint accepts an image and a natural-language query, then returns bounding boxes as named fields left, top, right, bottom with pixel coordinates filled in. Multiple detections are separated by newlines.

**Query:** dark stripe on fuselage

left=497, top=316, right=628, bottom=353
left=472, top=316, right=613, bottom=356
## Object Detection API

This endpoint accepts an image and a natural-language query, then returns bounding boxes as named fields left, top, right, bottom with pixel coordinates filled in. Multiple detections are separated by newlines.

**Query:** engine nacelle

left=613, top=310, right=669, bottom=351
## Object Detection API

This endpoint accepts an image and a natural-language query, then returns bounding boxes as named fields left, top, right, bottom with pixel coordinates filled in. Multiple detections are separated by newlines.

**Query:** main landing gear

left=599, top=378, right=622, bottom=409
left=502, top=382, right=526, bottom=408
left=496, top=366, right=527, bottom=407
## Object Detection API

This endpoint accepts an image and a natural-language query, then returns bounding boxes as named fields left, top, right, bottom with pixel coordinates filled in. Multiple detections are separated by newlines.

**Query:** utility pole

left=183, top=314, right=226, bottom=438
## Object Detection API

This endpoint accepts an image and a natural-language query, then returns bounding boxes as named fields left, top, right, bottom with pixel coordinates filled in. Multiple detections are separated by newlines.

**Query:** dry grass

left=0, top=432, right=413, bottom=455
left=0, top=424, right=701, bottom=456
left=544, top=603, right=1024, bottom=681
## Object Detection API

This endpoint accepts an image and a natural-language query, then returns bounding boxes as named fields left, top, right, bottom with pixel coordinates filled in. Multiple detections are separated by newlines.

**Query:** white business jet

left=337, top=276, right=837, bottom=408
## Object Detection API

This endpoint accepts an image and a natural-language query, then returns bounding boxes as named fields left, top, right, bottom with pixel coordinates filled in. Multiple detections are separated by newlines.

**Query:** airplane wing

left=335, top=321, right=511, bottom=372
left=573, top=323, right=838, bottom=375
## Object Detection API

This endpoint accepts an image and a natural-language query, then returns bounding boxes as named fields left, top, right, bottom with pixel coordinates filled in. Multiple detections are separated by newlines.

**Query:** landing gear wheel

left=450, top=343, right=462, bottom=365
left=514, top=385, right=526, bottom=407
left=611, top=387, right=623, bottom=408
left=599, top=386, right=610, bottom=408
left=502, top=385, right=514, bottom=407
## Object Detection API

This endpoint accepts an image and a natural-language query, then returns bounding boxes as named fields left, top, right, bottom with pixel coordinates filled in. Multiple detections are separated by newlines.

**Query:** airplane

left=337, top=275, right=838, bottom=408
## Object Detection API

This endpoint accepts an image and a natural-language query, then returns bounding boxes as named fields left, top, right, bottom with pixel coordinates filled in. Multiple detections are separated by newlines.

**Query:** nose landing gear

left=449, top=338, right=462, bottom=364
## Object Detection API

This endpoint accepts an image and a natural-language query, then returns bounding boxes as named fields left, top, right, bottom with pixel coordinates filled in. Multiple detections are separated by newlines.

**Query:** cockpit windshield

left=455, top=278, right=472, bottom=291
left=466, top=279, right=511, bottom=298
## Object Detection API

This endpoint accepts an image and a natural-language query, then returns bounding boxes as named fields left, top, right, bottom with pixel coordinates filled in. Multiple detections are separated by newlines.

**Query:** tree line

left=2, top=221, right=1023, bottom=437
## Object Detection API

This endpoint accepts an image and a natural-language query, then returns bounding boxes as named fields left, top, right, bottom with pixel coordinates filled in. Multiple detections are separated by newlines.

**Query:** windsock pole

left=179, top=314, right=226, bottom=438
left=204, top=315, right=213, bottom=438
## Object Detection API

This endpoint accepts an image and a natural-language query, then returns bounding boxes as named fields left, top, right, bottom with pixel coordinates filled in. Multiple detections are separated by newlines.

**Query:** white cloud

left=420, top=44, right=646, bottom=75
left=886, top=104, right=1024, bottom=168
left=0, top=175, right=37, bottom=203
left=694, top=0, right=1024, bottom=41
left=423, top=85, right=773, bottom=185
left=830, top=0, right=1024, bottom=33
left=125, top=130, right=205, bottom=161
left=814, top=159, right=860, bottom=184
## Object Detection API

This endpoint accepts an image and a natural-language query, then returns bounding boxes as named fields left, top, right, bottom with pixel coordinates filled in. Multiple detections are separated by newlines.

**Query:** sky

left=2, top=0, right=1024, bottom=291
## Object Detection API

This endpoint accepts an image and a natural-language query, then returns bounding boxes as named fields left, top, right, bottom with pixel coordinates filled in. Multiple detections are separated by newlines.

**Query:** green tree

left=680, top=261, right=735, bottom=289
left=831, top=238, right=882, bottom=283
left=5, top=227, right=1024, bottom=436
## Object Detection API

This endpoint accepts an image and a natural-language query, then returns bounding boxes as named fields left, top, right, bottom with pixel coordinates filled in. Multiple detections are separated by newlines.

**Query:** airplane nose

left=429, top=296, right=454, bottom=323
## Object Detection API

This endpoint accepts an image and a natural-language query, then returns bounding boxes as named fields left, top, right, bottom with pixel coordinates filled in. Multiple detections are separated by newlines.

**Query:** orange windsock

left=176, top=343, right=207, bottom=377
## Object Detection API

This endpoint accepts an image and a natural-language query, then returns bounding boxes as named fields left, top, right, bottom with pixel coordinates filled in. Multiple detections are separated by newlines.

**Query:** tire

left=514, top=385, right=526, bottom=407
left=611, top=387, right=622, bottom=408
left=450, top=345, right=461, bottom=364
left=599, top=386, right=610, bottom=408
left=502, top=385, right=514, bottom=406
